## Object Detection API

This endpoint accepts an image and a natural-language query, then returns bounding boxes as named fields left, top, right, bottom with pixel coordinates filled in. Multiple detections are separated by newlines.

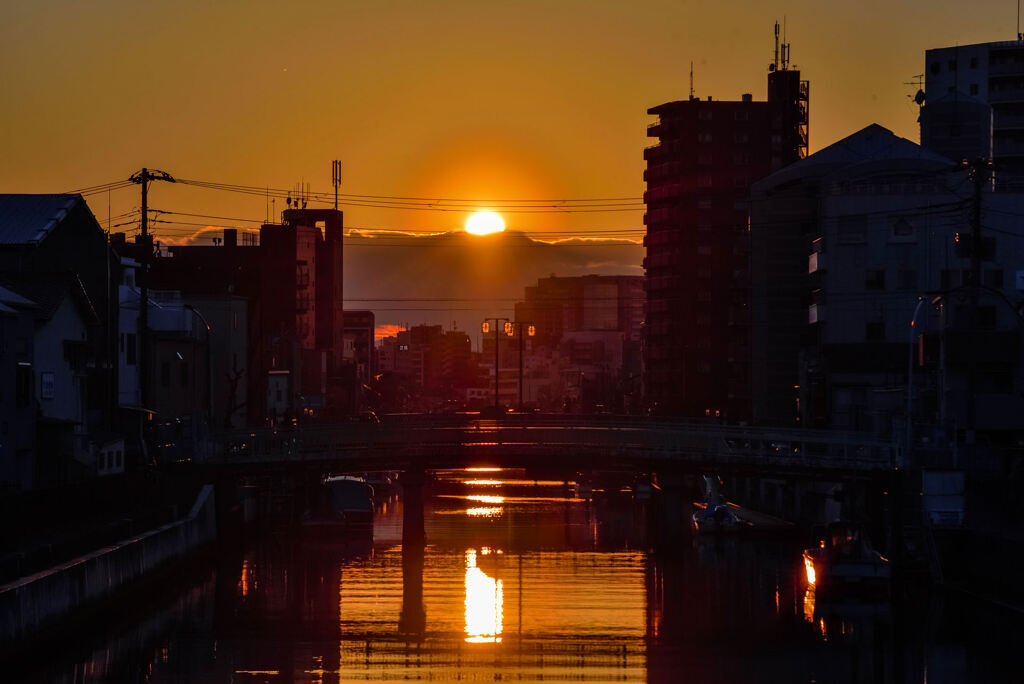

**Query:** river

left=9, top=468, right=1023, bottom=683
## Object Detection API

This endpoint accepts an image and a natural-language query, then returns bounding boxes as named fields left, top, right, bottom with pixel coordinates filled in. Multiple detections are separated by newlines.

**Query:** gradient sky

left=2, top=0, right=1016, bottom=239
left=1, top=1, right=1017, bottom=335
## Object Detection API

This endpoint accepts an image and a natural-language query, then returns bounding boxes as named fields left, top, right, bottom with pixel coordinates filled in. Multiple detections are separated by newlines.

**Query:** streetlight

left=905, top=296, right=926, bottom=468
left=508, top=321, right=536, bottom=412
left=184, top=304, right=213, bottom=437
left=481, top=318, right=510, bottom=411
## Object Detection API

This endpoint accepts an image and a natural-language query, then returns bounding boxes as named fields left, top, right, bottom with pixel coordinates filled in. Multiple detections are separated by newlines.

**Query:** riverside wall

left=0, top=484, right=215, bottom=642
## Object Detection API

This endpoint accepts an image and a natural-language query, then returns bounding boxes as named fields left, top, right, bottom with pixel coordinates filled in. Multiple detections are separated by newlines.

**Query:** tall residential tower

left=643, top=27, right=808, bottom=418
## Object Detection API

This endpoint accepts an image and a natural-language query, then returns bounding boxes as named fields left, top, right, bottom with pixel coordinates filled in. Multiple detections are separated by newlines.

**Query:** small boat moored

left=304, top=475, right=375, bottom=539
left=802, top=522, right=890, bottom=595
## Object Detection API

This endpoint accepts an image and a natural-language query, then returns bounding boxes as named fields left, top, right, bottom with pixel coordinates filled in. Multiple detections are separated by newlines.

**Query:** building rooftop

left=0, top=194, right=83, bottom=246
left=0, top=271, right=98, bottom=324
left=754, top=124, right=954, bottom=190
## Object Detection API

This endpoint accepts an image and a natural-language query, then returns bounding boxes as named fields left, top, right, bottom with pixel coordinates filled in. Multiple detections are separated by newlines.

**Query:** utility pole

left=128, top=168, right=175, bottom=419
left=332, top=160, right=342, bottom=211
left=964, top=158, right=991, bottom=444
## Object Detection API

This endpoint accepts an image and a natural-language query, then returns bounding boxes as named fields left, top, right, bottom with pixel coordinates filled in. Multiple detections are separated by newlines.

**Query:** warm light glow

left=803, top=586, right=816, bottom=622
left=464, top=479, right=503, bottom=486
left=239, top=559, right=250, bottom=597
left=465, top=467, right=502, bottom=472
left=803, top=555, right=817, bottom=585
left=464, top=549, right=503, bottom=643
left=466, top=506, right=503, bottom=517
left=466, top=211, right=505, bottom=235
left=467, top=494, right=505, bottom=504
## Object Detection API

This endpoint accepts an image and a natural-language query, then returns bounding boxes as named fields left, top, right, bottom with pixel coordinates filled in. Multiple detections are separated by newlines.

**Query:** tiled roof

left=0, top=194, right=83, bottom=245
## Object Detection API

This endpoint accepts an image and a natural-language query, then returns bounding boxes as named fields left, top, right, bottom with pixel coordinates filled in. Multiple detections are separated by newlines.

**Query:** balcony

left=808, top=303, right=825, bottom=324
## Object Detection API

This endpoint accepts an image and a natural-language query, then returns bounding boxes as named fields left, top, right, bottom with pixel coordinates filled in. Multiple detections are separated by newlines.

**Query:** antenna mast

left=332, top=160, right=342, bottom=210
left=689, top=61, right=694, bottom=99
left=773, top=21, right=780, bottom=70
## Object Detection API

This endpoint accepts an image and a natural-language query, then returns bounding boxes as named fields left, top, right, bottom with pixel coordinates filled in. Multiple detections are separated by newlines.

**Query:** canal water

left=11, top=468, right=1024, bottom=683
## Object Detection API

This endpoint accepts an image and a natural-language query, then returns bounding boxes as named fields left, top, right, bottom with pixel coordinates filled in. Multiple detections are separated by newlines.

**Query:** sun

left=465, top=211, right=505, bottom=235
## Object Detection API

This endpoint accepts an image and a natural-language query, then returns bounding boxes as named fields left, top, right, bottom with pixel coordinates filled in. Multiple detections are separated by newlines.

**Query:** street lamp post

left=906, top=296, right=926, bottom=468
left=510, top=321, right=536, bottom=412
left=481, top=318, right=510, bottom=410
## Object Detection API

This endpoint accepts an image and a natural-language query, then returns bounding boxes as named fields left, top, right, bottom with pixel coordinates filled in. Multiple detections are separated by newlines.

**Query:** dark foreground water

left=10, top=469, right=1024, bottom=683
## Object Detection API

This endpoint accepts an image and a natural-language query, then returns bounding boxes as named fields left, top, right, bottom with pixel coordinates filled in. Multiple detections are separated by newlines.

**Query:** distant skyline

left=3, top=1, right=1018, bottom=242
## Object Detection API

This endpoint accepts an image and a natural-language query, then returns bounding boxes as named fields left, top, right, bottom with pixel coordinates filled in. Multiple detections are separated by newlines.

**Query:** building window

left=734, top=110, right=749, bottom=121
left=892, top=217, right=915, bottom=239
left=126, top=333, right=137, bottom=365
left=698, top=153, right=713, bottom=165
left=697, top=175, right=713, bottom=188
left=733, top=152, right=749, bottom=166
left=985, top=269, right=1004, bottom=288
left=970, top=56, right=978, bottom=69
left=697, top=198, right=712, bottom=209
left=930, top=61, right=941, bottom=75
left=970, top=83, right=979, bottom=95
left=697, top=221, right=712, bottom=232
left=697, top=245, right=712, bottom=255
left=698, top=131, right=713, bottom=143
left=978, top=306, right=997, bottom=329
left=865, top=269, right=886, bottom=290
left=698, top=109, right=713, bottom=121
left=16, top=363, right=31, bottom=408
left=734, top=132, right=749, bottom=144
left=837, top=215, right=867, bottom=244
left=865, top=321, right=885, bottom=342
left=948, top=59, right=957, bottom=71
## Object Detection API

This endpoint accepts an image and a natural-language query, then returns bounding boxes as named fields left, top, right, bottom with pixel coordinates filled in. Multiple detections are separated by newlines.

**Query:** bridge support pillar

left=399, top=469, right=426, bottom=638
left=651, top=471, right=691, bottom=552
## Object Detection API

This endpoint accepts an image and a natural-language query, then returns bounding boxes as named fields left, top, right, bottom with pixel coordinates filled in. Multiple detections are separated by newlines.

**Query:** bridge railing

left=210, top=418, right=897, bottom=473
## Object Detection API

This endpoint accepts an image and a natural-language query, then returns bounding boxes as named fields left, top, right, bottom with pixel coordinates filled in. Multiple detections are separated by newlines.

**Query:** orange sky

left=0, top=1, right=1017, bottom=242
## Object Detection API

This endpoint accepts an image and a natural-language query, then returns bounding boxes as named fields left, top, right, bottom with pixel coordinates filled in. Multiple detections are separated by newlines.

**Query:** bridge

left=208, top=415, right=898, bottom=478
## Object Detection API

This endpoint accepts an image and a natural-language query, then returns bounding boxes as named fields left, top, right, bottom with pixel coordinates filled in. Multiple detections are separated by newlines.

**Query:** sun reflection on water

left=464, top=548, right=503, bottom=643
left=467, top=494, right=505, bottom=504
left=466, top=506, right=503, bottom=517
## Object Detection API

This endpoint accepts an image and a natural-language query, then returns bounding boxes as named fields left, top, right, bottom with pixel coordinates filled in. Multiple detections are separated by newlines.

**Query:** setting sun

left=465, top=211, right=505, bottom=235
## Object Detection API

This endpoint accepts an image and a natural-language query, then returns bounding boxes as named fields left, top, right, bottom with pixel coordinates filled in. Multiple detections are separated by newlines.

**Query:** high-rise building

left=922, top=41, right=1024, bottom=177
left=643, top=31, right=808, bottom=418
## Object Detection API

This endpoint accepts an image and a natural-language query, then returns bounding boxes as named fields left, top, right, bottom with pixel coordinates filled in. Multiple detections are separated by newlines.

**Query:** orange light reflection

left=466, top=506, right=503, bottom=517
left=464, top=549, right=503, bottom=643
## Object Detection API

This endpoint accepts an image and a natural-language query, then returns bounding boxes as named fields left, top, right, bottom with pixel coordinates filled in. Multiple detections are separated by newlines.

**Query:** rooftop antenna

left=771, top=21, right=780, bottom=72
left=332, top=160, right=342, bottom=210
left=781, top=16, right=791, bottom=70
left=689, top=61, right=694, bottom=99
left=1019, top=0, right=1022, bottom=40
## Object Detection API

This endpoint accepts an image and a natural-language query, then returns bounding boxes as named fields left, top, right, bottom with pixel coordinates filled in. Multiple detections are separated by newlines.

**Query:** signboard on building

left=40, top=372, right=54, bottom=400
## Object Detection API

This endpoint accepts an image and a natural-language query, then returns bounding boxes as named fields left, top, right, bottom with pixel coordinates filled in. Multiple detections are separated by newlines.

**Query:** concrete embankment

left=0, top=484, right=216, bottom=642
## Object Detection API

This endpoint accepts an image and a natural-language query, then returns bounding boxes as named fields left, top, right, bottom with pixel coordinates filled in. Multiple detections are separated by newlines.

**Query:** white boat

left=692, top=502, right=748, bottom=533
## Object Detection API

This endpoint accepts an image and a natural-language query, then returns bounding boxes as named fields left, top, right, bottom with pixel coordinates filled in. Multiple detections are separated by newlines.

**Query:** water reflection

left=11, top=468, right=1024, bottom=683
left=463, top=548, right=503, bottom=643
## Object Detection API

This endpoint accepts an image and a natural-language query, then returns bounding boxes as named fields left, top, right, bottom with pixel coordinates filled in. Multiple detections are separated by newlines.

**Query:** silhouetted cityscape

left=1, top=15, right=1023, bottom=684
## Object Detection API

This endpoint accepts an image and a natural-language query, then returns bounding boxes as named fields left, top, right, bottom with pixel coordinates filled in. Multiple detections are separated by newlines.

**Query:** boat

left=303, top=475, right=375, bottom=538
left=802, top=523, right=890, bottom=595
left=692, top=475, right=748, bottom=533
left=692, top=502, right=748, bottom=533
